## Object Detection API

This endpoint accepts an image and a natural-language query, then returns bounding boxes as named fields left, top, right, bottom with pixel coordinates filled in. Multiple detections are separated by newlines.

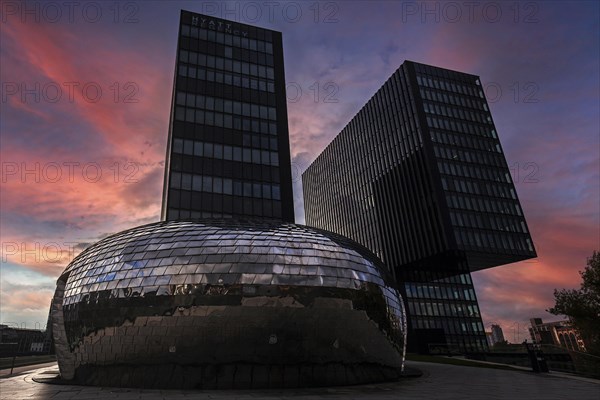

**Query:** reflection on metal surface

left=51, top=219, right=406, bottom=388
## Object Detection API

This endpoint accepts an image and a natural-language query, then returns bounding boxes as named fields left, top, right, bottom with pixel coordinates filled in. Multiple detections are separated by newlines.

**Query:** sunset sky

left=1, top=1, right=598, bottom=341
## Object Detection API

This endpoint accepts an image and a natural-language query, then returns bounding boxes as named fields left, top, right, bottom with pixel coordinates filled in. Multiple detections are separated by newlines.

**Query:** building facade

left=303, top=60, right=536, bottom=353
left=529, top=318, right=586, bottom=352
left=0, top=325, right=51, bottom=356
left=49, top=11, right=408, bottom=388
left=490, top=324, right=505, bottom=345
left=161, top=10, right=294, bottom=222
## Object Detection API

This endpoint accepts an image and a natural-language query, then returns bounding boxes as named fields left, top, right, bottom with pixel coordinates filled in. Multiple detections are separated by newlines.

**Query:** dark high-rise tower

left=49, top=11, right=409, bottom=389
left=162, top=10, right=294, bottom=222
left=302, top=60, right=536, bottom=353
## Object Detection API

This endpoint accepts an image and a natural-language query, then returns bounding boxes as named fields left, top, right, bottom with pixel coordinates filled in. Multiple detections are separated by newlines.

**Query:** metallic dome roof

left=52, top=219, right=406, bottom=388
left=60, top=219, right=399, bottom=306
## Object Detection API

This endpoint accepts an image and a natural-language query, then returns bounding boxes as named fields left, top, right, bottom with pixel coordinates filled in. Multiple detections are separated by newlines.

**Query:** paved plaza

left=0, top=361, right=598, bottom=400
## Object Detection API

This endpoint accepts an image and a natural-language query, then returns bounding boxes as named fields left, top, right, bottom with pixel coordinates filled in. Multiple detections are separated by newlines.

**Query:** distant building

left=528, top=318, right=586, bottom=352
left=490, top=324, right=505, bottom=345
left=485, top=331, right=494, bottom=347
left=0, top=325, right=50, bottom=356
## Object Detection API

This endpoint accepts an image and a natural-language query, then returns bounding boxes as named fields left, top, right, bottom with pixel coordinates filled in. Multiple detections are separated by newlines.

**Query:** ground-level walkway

left=0, top=361, right=597, bottom=399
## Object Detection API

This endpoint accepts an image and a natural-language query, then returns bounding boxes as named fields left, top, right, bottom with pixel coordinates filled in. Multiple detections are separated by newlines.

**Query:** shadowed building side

left=303, top=60, right=536, bottom=353
left=161, top=10, right=294, bottom=222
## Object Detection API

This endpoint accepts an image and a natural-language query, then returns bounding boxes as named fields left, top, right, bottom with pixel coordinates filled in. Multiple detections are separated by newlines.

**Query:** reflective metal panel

left=52, top=219, right=406, bottom=389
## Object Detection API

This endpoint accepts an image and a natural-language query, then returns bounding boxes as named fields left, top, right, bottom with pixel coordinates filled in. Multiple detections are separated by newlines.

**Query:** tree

left=548, top=251, right=600, bottom=355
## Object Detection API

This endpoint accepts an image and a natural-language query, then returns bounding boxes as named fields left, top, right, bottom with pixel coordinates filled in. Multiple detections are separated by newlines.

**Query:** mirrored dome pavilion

left=51, top=219, right=406, bottom=389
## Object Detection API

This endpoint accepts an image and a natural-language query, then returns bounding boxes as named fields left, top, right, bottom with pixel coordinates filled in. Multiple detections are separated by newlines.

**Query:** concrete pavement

left=0, top=362, right=58, bottom=378
left=0, top=361, right=597, bottom=399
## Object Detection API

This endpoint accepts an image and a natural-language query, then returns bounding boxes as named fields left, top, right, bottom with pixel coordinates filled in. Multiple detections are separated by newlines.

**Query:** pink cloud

left=1, top=19, right=170, bottom=277
left=2, top=18, right=170, bottom=158
left=0, top=285, right=55, bottom=313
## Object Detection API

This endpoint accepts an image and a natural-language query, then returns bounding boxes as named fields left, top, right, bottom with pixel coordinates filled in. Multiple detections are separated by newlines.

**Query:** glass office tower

left=303, top=60, right=536, bottom=353
left=162, top=10, right=295, bottom=222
